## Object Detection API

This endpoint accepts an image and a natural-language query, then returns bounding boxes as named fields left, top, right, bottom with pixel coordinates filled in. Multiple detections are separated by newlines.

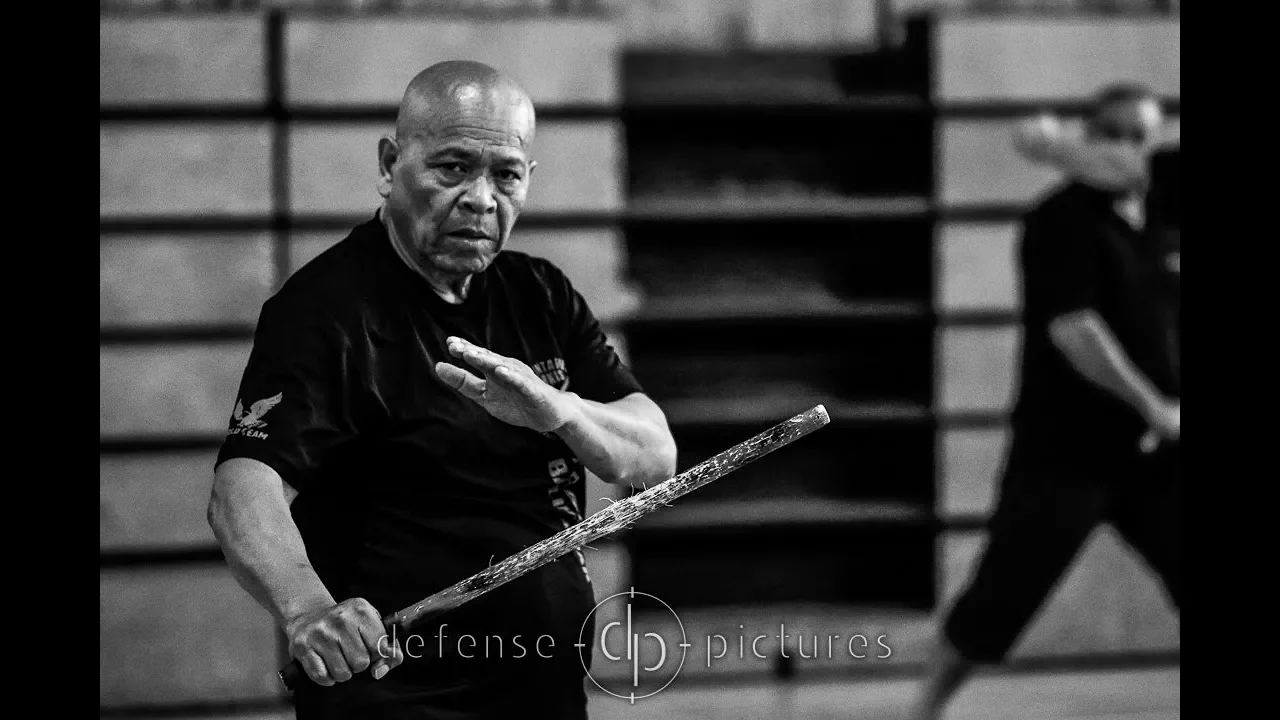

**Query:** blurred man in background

left=1016, top=105, right=1180, bottom=305
left=909, top=83, right=1180, bottom=720
left=206, top=60, right=676, bottom=719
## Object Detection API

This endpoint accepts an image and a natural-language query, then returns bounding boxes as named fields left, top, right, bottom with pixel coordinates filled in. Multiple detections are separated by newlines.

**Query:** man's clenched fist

left=1145, top=398, right=1180, bottom=444
left=285, top=597, right=404, bottom=686
left=1012, top=112, right=1065, bottom=162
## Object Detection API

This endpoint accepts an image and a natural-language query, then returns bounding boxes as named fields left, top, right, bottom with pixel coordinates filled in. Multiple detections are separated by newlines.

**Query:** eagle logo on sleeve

left=229, top=392, right=283, bottom=439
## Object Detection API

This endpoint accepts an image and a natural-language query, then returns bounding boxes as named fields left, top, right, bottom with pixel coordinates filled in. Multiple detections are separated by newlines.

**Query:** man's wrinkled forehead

left=407, top=129, right=530, bottom=170
left=418, top=116, right=532, bottom=152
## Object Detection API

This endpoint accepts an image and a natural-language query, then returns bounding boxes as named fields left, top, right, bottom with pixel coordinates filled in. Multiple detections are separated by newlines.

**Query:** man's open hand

left=435, top=336, right=578, bottom=433
left=285, top=597, right=403, bottom=686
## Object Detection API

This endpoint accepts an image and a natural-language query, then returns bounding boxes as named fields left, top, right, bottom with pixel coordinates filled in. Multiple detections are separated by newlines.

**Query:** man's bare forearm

left=1016, top=119, right=1148, bottom=192
left=1043, top=137, right=1148, bottom=191
left=1048, top=310, right=1164, bottom=419
left=553, top=392, right=677, bottom=487
left=208, top=457, right=335, bottom=629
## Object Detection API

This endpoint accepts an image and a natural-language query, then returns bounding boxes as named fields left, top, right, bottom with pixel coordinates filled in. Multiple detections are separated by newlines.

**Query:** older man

left=207, top=61, right=677, bottom=719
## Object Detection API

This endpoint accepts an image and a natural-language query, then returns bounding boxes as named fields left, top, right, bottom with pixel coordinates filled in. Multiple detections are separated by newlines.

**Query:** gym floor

left=587, top=666, right=1181, bottom=720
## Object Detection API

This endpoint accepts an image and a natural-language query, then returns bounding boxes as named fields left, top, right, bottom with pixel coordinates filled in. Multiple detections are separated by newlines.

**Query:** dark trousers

left=943, top=441, right=1180, bottom=663
left=291, top=654, right=589, bottom=720
left=292, top=675, right=589, bottom=720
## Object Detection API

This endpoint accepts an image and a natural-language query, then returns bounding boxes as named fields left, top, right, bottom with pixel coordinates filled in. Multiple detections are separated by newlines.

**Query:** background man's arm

left=1022, top=204, right=1178, bottom=443
left=1049, top=310, right=1179, bottom=440
left=1014, top=114, right=1150, bottom=191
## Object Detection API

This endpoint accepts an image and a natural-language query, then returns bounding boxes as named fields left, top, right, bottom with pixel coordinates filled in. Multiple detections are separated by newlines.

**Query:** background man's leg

left=910, top=458, right=1108, bottom=720
left=1111, top=445, right=1181, bottom=611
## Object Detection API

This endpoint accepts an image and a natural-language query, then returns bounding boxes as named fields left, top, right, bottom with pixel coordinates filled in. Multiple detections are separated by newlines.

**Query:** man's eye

left=498, top=170, right=522, bottom=182
left=439, top=163, right=467, bottom=174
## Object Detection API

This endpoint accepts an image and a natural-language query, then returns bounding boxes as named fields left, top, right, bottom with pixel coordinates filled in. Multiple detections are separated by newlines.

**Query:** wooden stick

left=279, top=404, right=830, bottom=691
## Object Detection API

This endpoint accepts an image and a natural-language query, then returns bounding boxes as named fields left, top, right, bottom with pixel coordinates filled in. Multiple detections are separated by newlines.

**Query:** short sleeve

left=1020, top=205, right=1100, bottom=324
left=214, top=294, right=354, bottom=492
left=548, top=265, right=644, bottom=403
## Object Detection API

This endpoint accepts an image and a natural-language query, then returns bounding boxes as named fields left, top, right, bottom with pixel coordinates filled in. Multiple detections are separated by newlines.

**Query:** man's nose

left=459, top=176, right=497, bottom=215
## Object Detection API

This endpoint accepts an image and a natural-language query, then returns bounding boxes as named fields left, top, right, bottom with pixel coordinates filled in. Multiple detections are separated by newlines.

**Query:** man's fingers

left=355, top=613, right=388, bottom=659
left=1139, top=430, right=1159, bottom=454
left=316, top=640, right=353, bottom=682
left=371, top=638, right=405, bottom=680
left=492, top=365, right=543, bottom=401
left=436, top=362, right=485, bottom=399
left=450, top=339, right=508, bottom=374
left=447, top=337, right=523, bottom=372
left=446, top=336, right=491, bottom=359
left=354, top=612, right=393, bottom=680
left=443, top=336, right=505, bottom=374
left=462, top=348, right=506, bottom=374
left=336, top=628, right=372, bottom=675
left=299, top=649, right=335, bottom=687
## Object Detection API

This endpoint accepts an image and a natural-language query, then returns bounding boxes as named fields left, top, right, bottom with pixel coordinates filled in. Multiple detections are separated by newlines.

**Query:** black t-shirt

left=1147, top=147, right=1180, bottom=233
left=1011, top=182, right=1180, bottom=469
left=1146, top=147, right=1181, bottom=298
left=216, top=215, right=643, bottom=715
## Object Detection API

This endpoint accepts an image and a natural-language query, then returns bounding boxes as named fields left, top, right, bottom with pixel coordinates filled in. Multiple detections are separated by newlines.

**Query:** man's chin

left=425, top=249, right=497, bottom=275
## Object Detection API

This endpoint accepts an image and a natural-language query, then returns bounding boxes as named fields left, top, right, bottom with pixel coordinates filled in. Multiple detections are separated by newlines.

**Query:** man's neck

left=381, top=210, right=473, bottom=304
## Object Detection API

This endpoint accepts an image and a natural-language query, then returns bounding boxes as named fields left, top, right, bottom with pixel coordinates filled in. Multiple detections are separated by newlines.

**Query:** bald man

left=208, top=61, right=677, bottom=719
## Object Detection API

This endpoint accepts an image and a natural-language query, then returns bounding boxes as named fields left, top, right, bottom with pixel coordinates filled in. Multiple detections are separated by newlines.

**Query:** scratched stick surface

left=279, top=404, right=830, bottom=691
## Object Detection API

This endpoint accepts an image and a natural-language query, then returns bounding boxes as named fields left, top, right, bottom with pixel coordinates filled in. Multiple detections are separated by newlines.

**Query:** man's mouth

left=446, top=228, right=492, bottom=241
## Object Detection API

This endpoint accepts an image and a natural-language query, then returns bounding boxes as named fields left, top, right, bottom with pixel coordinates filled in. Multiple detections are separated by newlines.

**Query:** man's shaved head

left=376, top=61, right=539, bottom=298
left=395, top=60, right=535, bottom=150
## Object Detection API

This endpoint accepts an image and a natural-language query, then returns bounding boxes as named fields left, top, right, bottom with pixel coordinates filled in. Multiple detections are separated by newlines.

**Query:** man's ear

left=376, top=136, right=399, bottom=198
left=528, top=160, right=538, bottom=179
